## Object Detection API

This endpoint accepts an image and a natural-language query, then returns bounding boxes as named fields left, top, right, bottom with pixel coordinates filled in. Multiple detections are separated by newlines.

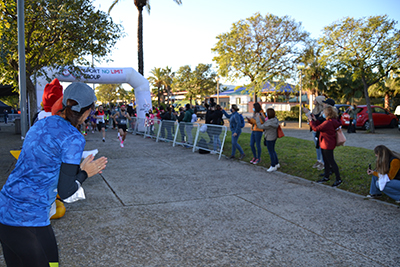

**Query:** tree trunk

left=137, top=8, right=144, bottom=75
left=157, top=86, right=160, bottom=107
left=384, top=93, right=390, bottom=110
left=362, top=77, right=375, bottom=133
left=27, top=77, right=37, bottom=127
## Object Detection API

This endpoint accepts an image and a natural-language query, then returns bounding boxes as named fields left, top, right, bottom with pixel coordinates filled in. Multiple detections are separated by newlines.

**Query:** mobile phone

left=368, top=164, right=371, bottom=170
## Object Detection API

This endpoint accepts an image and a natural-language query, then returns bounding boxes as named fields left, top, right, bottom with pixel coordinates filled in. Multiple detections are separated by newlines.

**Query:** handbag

left=336, top=126, right=346, bottom=146
left=277, top=125, right=285, bottom=138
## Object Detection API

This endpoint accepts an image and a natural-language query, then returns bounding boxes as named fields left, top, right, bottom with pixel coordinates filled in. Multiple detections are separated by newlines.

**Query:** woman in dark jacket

left=310, top=105, right=343, bottom=187
left=209, top=105, right=224, bottom=152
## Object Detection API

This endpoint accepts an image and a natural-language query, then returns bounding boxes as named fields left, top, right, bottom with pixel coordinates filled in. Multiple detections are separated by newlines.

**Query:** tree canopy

left=172, top=64, right=217, bottom=103
left=0, top=0, right=122, bottom=121
left=212, top=12, right=309, bottom=102
left=319, top=15, right=400, bottom=132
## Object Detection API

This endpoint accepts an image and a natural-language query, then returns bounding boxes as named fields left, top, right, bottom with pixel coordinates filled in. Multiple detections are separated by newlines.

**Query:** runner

left=113, top=105, right=131, bottom=148
left=95, top=105, right=106, bottom=142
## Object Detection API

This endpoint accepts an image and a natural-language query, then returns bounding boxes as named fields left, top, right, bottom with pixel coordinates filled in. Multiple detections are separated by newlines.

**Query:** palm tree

left=148, top=67, right=166, bottom=106
left=109, top=0, right=182, bottom=75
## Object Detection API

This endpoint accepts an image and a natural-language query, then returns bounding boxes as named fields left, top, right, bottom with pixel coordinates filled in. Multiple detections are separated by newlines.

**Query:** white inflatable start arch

left=35, top=66, right=152, bottom=119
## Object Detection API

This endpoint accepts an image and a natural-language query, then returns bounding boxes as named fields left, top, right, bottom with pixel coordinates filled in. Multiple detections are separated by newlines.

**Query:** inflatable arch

left=35, top=66, right=152, bottom=119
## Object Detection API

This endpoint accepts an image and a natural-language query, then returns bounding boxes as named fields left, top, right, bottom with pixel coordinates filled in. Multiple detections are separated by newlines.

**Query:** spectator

left=182, top=104, right=194, bottom=146
left=304, top=96, right=326, bottom=171
left=366, top=145, right=400, bottom=202
left=0, top=82, right=107, bottom=266
left=256, top=108, right=280, bottom=172
left=309, top=105, right=343, bottom=187
left=177, top=107, right=186, bottom=142
left=347, top=105, right=357, bottom=133
left=209, top=104, right=224, bottom=154
left=222, top=104, right=245, bottom=160
left=3, top=109, right=8, bottom=124
left=160, top=106, right=173, bottom=140
left=246, top=102, right=266, bottom=165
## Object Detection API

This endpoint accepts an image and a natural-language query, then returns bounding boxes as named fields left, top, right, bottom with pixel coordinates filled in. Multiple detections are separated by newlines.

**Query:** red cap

left=42, top=79, right=63, bottom=112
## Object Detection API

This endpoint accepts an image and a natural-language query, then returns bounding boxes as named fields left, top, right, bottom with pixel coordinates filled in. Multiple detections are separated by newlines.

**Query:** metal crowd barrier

left=156, top=120, right=179, bottom=143
left=143, top=118, right=161, bottom=139
left=173, top=121, right=200, bottom=149
left=131, top=117, right=147, bottom=135
left=193, top=124, right=227, bottom=160
left=131, top=118, right=227, bottom=160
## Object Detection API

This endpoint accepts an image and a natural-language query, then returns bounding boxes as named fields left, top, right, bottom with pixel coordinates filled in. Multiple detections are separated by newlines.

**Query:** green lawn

left=222, top=132, right=396, bottom=204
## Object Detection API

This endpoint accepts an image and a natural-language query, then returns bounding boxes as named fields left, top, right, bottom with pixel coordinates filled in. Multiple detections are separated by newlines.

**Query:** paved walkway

left=0, top=123, right=399, bottom=266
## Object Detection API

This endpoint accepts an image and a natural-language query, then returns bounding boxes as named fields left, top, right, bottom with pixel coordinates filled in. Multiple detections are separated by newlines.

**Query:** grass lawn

left=222, top=132, right=396, bottom=204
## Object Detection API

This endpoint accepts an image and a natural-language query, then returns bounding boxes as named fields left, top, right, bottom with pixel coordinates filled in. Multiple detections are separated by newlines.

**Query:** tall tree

left=298, top=40, right=331, bottom=97
left=0, top=0, right=122, bottom=122
left=109, top=0, right=182, bottom=75
left=369, top=70, right=400, bottom=110
left=212, top=12, right=309, bottom=102
left=172, top=64, right=217, bottom=104
left=148, top=67, right=166, bottom=106
left=319, top=15, right=400, bottom=133
left=95, top=84, right=125, bottom=104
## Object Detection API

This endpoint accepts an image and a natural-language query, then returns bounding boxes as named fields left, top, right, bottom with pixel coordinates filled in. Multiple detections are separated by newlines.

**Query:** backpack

left=239, top=113, right=245, bottom=128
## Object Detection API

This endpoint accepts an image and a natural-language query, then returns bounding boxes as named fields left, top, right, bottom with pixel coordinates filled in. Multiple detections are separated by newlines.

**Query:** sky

left=92, top=0, right=400, bottom=88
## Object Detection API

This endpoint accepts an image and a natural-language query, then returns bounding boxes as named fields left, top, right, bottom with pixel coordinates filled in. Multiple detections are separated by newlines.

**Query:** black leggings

left=321, top=148, right=341, bottom=181
left=0, top=223, right=58, bottom=267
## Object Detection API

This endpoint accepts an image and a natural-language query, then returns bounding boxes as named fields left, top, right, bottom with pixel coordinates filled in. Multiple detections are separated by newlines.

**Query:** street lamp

left=298, top=63, right=305, bottom=128
left=216, top=77, right=220, bottom=105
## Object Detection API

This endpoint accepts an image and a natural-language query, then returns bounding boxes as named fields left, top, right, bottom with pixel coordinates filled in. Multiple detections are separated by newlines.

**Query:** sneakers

left=102, top=138, right=105, bottom=142
left=276, top=163, right=281, bottom=169
left=118, top=136, right=122, bottom=143
left=120, top=142, right=124, bottom=148
left=238, top=154, right=245, bottom=160
left=229, top=155, right=235, bottom=159
left=316, top=164, right=325, bottom=171
left=253, top=158, right=261, bottom=165
left=312, top=162, right=320, bottom=168
left=332, top=180, right=342, bottom=187
left=267, top=166, right=277, bottom=172
left=210, top=150, right=218, bottom=154
left=250, top=158, right=256, bottom=164
left=366, top=194, right=382, bottom=199
left=317, top=177, right=330, bottom=183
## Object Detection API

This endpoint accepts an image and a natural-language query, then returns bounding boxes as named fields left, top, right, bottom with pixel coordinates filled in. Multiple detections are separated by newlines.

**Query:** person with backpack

left=222, top=104, right=245, bottom=160
left=246, top=102, right=266, bottom=165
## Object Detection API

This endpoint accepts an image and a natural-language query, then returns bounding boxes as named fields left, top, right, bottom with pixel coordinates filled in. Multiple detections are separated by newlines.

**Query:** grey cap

left=62, top=82, right=97, bottom=112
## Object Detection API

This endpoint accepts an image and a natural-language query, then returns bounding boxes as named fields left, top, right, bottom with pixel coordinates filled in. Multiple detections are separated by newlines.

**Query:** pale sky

left=93, top=0, right=400, bottom=87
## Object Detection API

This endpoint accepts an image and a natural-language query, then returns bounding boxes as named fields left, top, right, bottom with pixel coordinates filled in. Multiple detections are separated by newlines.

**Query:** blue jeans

left=231, top=131, right=244, bottom=156
left=250, top=131, right=263, bottom=159
left=369, top=175, right=400, bottom=201
left=312, top=131, right=323, bottom=163
left=213, top=135, right=221, bottom=151
left=266, top=140, right=279, bottom=167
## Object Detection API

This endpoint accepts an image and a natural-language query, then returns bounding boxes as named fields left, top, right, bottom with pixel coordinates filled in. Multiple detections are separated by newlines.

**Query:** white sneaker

left=120, top=142, right=124, bottom=148
left=276, top=163, right=281, bottom=169
left=267, top=166, right=277, bottom=172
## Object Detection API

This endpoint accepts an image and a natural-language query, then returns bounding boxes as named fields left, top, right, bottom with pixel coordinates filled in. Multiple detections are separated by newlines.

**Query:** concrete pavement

left=0, top=123, right=399, bottom=266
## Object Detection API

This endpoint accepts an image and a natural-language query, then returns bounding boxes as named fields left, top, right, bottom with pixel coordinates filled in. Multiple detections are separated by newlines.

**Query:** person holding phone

left=309, top=105, right=342, bottom=187
left=246, top=102, right=266, bottom=164
left=366, top=145, right=400, bottom=202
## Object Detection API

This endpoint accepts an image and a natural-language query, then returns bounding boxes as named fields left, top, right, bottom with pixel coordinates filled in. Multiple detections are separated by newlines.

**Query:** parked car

left=394, top=105, right=400, bottom=131
left=194, top=105, right=207, bottom=120
left=341, top=105, right=399, bottom=130
left=335, top=104, right=351, bottom=120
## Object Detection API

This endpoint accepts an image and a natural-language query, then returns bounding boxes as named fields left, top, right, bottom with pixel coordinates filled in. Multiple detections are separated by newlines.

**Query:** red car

left=341, top=105, right=398, bottom=130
